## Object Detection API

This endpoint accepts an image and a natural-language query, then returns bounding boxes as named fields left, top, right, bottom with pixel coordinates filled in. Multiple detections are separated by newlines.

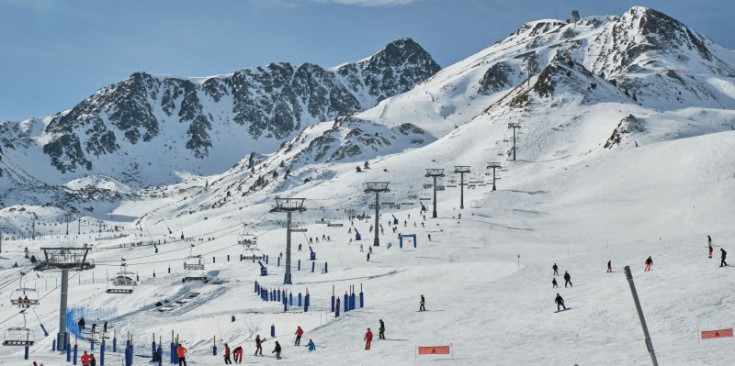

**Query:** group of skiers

left=709, top=235, right=728, bottom=267
left=214, top=325, right=316, bottom=363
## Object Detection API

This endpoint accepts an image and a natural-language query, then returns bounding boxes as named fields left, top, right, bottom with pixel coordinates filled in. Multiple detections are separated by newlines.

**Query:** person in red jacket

left=223, top=343, right=232, bottom=364
left=80, top=351, right=91, bottom=366
left=232, top=346, right=243, bottom=364
left=295, top=326, right=304, bottom=346
left=176, top=344, right=188, bottom=366
left=364, top=328, right=373, bottom=350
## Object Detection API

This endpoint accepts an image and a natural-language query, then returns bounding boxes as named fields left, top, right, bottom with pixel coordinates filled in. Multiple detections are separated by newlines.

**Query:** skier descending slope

left=721, top=248, right=728, bottom=267
left=644, top=256, right=653, bottom=272
left=555, top=293, right=567, bottom=312
left=607, top=260, right=612, bottom=273
left=563, top=271, right=572, bottom=287
left=364, top=328, right=373, bottom=350
left=552, top=263, right=559, bottom=276
left=708, top=235, right=713, bottom=258
left=552, top=278, right=558, bottom=288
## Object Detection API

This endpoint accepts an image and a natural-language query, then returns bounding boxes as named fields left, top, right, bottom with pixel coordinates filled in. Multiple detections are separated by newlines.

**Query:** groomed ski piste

left=0, top=6, right=735, bottom=366
left=0, top=124, right=734, bottom=365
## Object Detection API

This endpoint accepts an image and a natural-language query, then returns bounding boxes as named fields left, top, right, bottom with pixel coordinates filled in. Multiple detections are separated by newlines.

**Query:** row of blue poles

left=254, top=281, right=310, bottom=312
left=332, top=284, right=365, bottom=318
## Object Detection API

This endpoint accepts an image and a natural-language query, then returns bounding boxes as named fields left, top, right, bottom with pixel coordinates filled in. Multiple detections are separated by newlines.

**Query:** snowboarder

left=419, top=295, right=426, bottom=312
left=607, top=260, right=612, bottom=273
left=563, top=271, right=572, bottom=287
left=644, top=256, right=653, bottom=271
left=378, top=319, right=385, bottom=340
left=305, top=339, right=316, bottom=352
left=295, top=326, right=304, bottom=346
left=233, top=346, right=243, bottom=364
left=364, top=328, right=373, bottom=350
left=552, top=277, right=558, bottom=288
left=552, top=263, right=559, bottom=276
left=721, top=248, right=728, bottom=267
left=272, top=341, right=281, bottom=360
left=223, top=343, right=232, bottom=364
left=177, top=344, right=188, bottom=366
left=81, top=351, right=91, bottom=366
left=555, top=293, right=567, bottom=312
left=254, top=335, right=264, bottom=356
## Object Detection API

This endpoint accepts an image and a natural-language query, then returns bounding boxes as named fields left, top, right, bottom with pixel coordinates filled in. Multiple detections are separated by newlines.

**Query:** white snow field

left=0, top=6, right=734, bottom=366
left=0, top=125, right=733, bottom=366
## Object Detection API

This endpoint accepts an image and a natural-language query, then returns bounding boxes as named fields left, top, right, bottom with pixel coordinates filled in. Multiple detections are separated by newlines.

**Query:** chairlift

left=10, top=274, right=39, bottom=307
left=107, top=261, right=137, bottom=294
left=436, top=185, right=446, bottom=191
left=422, top=184, right=432, bottom=189
left=238, top=234, right=258, bottom=248
left=3, top=312, right=34, bottom=346
left=184, top=246, right=205, bottom=270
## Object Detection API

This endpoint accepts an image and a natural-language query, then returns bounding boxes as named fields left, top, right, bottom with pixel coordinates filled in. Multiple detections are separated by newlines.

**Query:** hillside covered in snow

left=0, top=6, right=733, bottom=365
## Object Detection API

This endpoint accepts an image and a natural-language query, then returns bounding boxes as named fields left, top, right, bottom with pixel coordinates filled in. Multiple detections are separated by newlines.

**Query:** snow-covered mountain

left=0, top=38, right=439, bottom=188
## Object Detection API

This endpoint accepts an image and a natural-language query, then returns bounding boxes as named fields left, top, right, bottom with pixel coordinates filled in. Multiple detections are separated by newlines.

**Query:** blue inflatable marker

left=73, top=343, right=78, bottom=365
left=66, top=340, right=71, bottom=362
left=270, top=324, right=276, bottom=338
left=344, top=293, right=348, bottom=312
left=324, top=262, right=328, bottom=273
left=213, top=256, right=216, bottom=263
left=24, top=344, right=28, bottom=360
left=331, top=295, right=335, bottom=312
left=360, top=291, right=364, bottom=308
left=298, top=293, right=302, bottom=307
left=156, top=344, right=163, bottom=366
left=112, top=336, right=117, bottom=353
left=227, top=255, right=230, bottom=262
left=311, top=262, right=315, bottom=273
left=298, top=259, right=301, bottom=271
left=101, top=340, right=105, bottom=366
left=52, top=339, right=56, bottom=352
left=335, top=298, right=340, bottom=318
left=304, top=293, right=310, bottom=312
left=289, top=292, right=293, bottom=306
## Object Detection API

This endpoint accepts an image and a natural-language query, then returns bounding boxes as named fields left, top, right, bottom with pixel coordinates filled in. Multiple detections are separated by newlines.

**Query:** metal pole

left=58, top=268, right=69, bottom=351
left=459, top=172, right=465, bottom=209
left=432, top=176, right=438, bottom=218
left=373, top=192, right=380, bottom=247
left=623, top=266, right=659, bottom=366
left=284, top=212, right=292, bottom=285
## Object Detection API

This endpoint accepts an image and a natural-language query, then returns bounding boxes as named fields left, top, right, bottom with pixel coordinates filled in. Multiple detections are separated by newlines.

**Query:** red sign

left=701, top=328, right=733, bottom=339
left=418, top=346, right=451, bottom=355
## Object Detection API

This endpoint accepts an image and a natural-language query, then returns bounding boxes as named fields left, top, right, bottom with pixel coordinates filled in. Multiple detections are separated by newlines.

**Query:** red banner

left=701, top=328, right=733, bottom=339
left=418, top=346, right=451, bottom=355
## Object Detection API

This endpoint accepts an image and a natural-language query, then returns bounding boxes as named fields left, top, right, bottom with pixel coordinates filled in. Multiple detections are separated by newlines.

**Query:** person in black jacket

left=254, top=335, right=264, bottom=356
left=378, top=320, right=385, bottom=340
left=555, top=293, right=566, bottom=311
left=563, top=271, right=572, bottom=287
left=272, top=341, right=281, bottom=360
left=644, top=256, right=653, bottom=271
left=721, top=248, right=728, bottom=267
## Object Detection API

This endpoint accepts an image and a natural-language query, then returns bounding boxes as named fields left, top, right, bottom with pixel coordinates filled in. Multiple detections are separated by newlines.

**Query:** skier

left=233, top=346, right=243, bottom=364
left=254, top=335, right=264, bottom=356
left=89, top=354, right=96, bottom=366
left=223, top=343, right=232, bottom=364
left=555, top=293, right=567, bottom=312
left=368, top=246, right=373, bottom=254
left=364, top=328, right=373, bottom=350
left=563, top=271, right=572, bottom=287
left=298, top=244, right=302, bottom=252
left=16, top=296, right=22, bottom=308
left=272, top=341, right=281, bottom=360
left=378, top=319, right=385, bottom=340
left=552, top=263, right=559, bottom=276
left=428, top=234, right=432, bottom=241
left=305, top=339, right=316, bottom=352
left=81, top=351, right=91, bottom=366
left=295, top=326, right=304, bottom=346
left=721, top=248, right=728, bottom=267
left=78, top=317, right=86, bottom=331
left=644, top=256, right=653, bottom=271
left=177, top=344, right=188, bottom=366
left=367, top=252, right=370, bottom=262
left=552, top=277, right=558, bottom=288
left=607, top=260, right=612, bottom=273
left=419, top=295, right=426, bottom=312
left=360, top=244, right=363, bottom=252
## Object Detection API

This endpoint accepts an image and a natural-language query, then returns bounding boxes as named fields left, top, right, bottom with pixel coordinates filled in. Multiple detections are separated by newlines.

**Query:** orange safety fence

left=418, top=345, right=451, bottom=355
left=701, top=328, right=733, bottom=339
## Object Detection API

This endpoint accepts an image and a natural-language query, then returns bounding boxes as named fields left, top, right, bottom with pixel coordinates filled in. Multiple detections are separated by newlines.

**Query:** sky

left=1, top=0, right=733, bottom=121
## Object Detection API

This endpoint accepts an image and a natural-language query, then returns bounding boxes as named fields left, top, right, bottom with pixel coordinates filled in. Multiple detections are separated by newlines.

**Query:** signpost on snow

left=271, top=198, right=306, bottom=285
left=365, top=182, right=390, bottom=247
left=425, top=169, right=445, bottom=219
left=453, top=166, right=470, bottom=209
left=486, top=162, right=503, bottom=191
left=624, top=266, right=659, bottom=366
left=508, top=123, right=521, bottom=161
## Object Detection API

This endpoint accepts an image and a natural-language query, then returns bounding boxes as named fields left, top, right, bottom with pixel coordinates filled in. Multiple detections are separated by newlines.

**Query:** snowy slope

left=0, top=6, right=734, bottom=366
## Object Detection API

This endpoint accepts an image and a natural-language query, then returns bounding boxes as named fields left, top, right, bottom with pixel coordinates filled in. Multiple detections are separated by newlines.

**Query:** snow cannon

left=355, top=229, right=362, bottom=241
left=309, top=246, right=316, bottom=261
left=392, top=215, right=398, bottom=225
left=257, top=261, right=267, bottom=276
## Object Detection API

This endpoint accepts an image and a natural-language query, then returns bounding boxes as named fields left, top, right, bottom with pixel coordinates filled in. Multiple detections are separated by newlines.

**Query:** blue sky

left=1, top=0, right=732, bottom=121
